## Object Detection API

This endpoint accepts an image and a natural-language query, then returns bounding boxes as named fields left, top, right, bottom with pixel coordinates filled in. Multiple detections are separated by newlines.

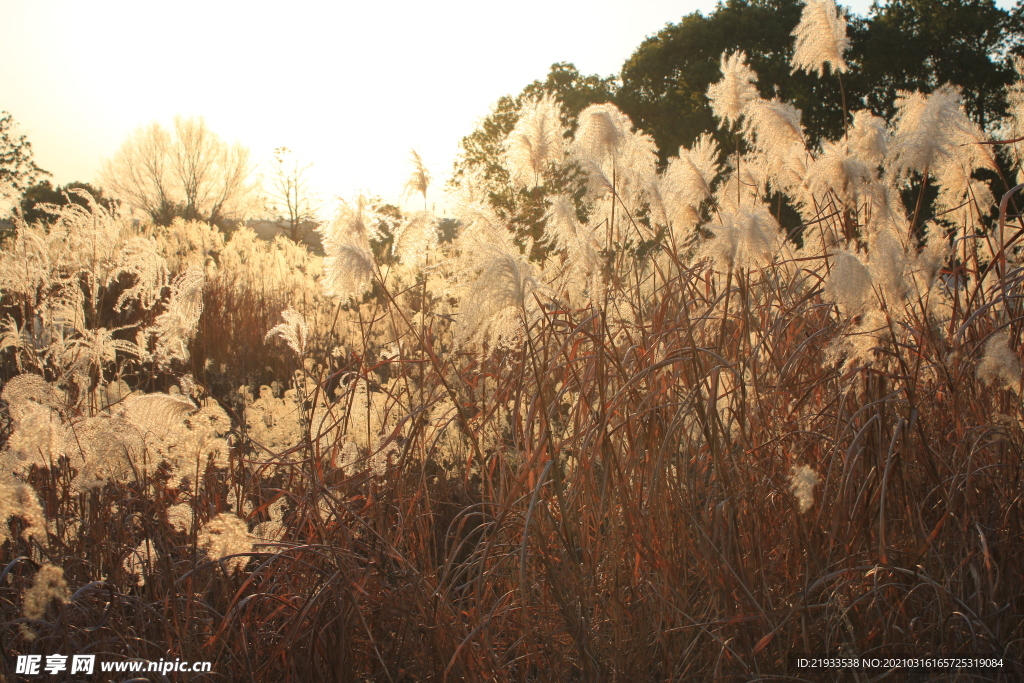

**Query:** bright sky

left=1, top=0, right=897, bottom=214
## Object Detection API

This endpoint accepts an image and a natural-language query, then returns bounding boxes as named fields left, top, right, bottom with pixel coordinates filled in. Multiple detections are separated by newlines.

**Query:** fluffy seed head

left=570, top=103, right=658, bottom=201
left=888, top=85, right=994, bottom=181
left=708, top=51, right=759, bottom=128
left=658, top=133, right=720, bottom=234
left=977, top=331, right=1022, bottom=395
left=197, top=513, right=254, bottom=572
left=391, top=211, right=439, bottom=275
left=789, top=465, right=820, bottom=513
left=790, top=0, right=850, bottom=77
left=848, top=110, right=888, bottom=164
left=265, top=306, right=309, bottom=355
left=318, top=197, right=378, bottom=302
left=153, top=264, right=205, bottom=365
left=700, top=205, right=781, bottom=271
left=23, top=564, right=70, bottom=620
left=828, top=250, right=874, bottom=316
left=742, top=99, right=806, bottom=175
left=0, top=475, right=47, bottom=544
left=504, top=93, right=567, bottom=188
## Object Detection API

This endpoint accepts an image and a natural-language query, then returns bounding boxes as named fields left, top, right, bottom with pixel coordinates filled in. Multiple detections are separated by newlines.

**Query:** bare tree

left=101, top=116, right=258, bottom=229
left=264, top=146, right=318, bottom=242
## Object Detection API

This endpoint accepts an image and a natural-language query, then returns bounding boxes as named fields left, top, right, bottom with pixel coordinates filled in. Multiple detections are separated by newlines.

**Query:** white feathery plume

left=827, top=250, right=874, bottom=316
left=904, top=228, right=951, bottom=303
left=119, top=391, right=196, bottom=436
left=392, top=211, right=439, bottom=275
left=112, top=391, right=230, bottom=483
left=22, top=564, right=69, bottom=620
left=2, top=400, right=67, bottom=472
left=573, top=102, right=633, bottom=162
left=863, top=181, right=911, bottom=239
left=887, top=85, right=995, bottom=181
left=110, top=236, right=169, bottom=312
left=544, top=195, right=602, bottom=302
left=805, top=139, right=874, bottom=207
left=68, top=416, right=144, bottom=489
left=977, top=331, right=1022, bottom=395
left=788, top=464, right=820, bottom=513
left=318, top=196, right=377, bottom=301
left=867, top=227, right=910, bottom=304
left=657, top=133, right=720, bottom=235
left=699, top=203, right=781, bottom=271
left=790, top=0, right=850, bottom=77
left=167, top=503, right=194, bottom=533
left=454, top=224, right=547, bottom=350
left=848, top=110, right=888, bottom=165
left=153, top=263, right=205, bottom=365
left=453, top=201, right=507, bottom=242
left=1, top=374, right=64, bottom=420
left=265, top=306, right=309, bottom=355
left=570, top=102, right=658, bottom=202
left=707, top=51, right=759, bottom=128
left=742, top=99, right=807, bottom=186
left=197, top=513, right=254, bottom=572
left=403, top=150, right=431, bottom=207
left=0, top=474, right=47, bottom=544
left=714, top=153, right=769, bottom=214
left=504, top=93, right=568, bottom=188
left=545, top=195, right=599, bottom=267
left=241, top=384, right=304, bottom=458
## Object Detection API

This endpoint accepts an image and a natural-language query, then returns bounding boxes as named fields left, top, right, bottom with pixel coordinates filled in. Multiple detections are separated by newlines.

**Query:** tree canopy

left=1, top=112, right=49, bottom=194
left=617, top=0, right=1024, bottom=160
left=853, top=0, right=1021, bottom=128
left=449, top=0, right=1024, bottom=256
left=450, top=63, right=617, bottom=258
left=19, top=180, right=117, bottom=226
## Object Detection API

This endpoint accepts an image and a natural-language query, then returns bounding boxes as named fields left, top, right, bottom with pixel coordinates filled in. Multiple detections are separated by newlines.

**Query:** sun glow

left=1, top=0, right=732, bottom=211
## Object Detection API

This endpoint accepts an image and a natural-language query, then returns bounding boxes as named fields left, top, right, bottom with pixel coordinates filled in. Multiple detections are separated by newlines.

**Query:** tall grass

left=3, top=5, right=1024, bottom=679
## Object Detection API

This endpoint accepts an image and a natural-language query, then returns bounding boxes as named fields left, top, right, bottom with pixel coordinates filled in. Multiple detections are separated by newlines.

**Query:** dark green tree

left=618, top=0, right=831, bottom=162
left=854, top=0, right=1020, bottom=129
left=616, top=0, right=1023, bottom=161
left=450, top=63, right=618, bottom=259
left=1, top=112, right=50, bottom=193
left=19, top=181, right=118, bottom=226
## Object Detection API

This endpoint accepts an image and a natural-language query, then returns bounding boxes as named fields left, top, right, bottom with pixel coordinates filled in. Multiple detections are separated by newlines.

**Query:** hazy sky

left=3, top=0, right=895, bottom=213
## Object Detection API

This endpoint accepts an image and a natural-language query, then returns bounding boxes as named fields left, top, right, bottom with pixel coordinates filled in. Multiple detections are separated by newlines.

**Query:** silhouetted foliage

left=617, top=0, right=1023, bottom=161
left=19, top=181, right=118, bottom=227
left=0, top=112, right=49, bottom=195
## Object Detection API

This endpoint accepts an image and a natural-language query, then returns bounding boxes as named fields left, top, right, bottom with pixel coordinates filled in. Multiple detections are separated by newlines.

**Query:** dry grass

left=3, top=205, right=1022, bottom=681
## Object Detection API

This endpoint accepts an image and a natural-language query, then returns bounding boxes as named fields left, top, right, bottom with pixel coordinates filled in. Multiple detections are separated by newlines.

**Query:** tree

left=100, top=116, right=258, bottom=230
left=618, top=0, right=853, bottom=163
left=449, top=63, right=618, bottom=259
left=263, top=146, right=318, bottom=242
left=19, top=181, right=117, bottom=226
left=1, top=112, right=50, bottom=193
left=855, top=0, right=1020, bottom=129
left=452, top=63, right=618, bottom=191
left=616, top=0, right=1024, bottom=161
